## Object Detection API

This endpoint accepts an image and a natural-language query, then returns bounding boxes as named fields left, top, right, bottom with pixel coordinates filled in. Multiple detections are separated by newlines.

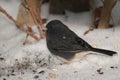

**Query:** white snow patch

left=0, top=0, right=120, bottom=80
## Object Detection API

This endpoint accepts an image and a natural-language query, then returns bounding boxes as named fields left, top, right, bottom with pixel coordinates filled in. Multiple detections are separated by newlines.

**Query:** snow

left=0, top=0, right=120, bottom=80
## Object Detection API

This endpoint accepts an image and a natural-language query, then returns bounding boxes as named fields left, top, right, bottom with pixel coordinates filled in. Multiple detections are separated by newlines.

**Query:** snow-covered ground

left=0, top=1, right=120, bottom=80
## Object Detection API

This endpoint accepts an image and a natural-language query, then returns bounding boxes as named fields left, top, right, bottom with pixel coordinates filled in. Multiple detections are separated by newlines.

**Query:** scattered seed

left=0, top=57, right=4, bottom=61
left=11, top=70, right=14, bottom=73
left=32, top=70, right=37, bottom=73
left=74, top=71, right=78, bottom=73
left=60, top=63, right=63, bottom=65
left=2, top=68, right=5, bottom=70
left=97, top=68, right=104, bottom=75
left=34, top=75, right=39, bottom=79
left=105, top=36, right=109, bottom=39
left=15, top=59, right=18, bottom=61
left=41, top=63, right=47, bottom=67
left=11, top=74, right=16, bottom=76
left=48, top=73, right=56, bottom=78
left=110, top=66, right=114, bottom=69
left=52, top=69, right=58, bottom=72
left=115, top=67, right=118, bottom=69
left=6, top=74, right=10, bottom=77
left=99, top=72, right=103, bottom=74
left=21, top=71, right=24, bottom=75
left=39, top=60, right=41, bottom=64
left=110, top=66, right=118, bottom=69
left=3, top=78, right=6, bottom=80
left=38, top=70, right=45, bottom=74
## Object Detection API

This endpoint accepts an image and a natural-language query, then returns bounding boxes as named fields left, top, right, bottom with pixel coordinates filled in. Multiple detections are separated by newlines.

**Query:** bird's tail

left=91, top=48, right=117, bottom=56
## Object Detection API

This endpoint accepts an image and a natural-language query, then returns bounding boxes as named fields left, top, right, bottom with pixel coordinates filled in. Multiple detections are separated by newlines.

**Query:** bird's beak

left=42, top=27, right=47, bottom=36
left=42, top=27, right=47, bottom=32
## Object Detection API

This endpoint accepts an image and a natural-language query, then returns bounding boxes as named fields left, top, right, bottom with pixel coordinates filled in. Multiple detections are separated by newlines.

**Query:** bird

left=46, top=20, right=117, bottom=62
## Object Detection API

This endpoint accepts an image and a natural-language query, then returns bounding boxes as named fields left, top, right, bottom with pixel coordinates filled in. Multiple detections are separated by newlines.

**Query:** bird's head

left=46, top=20, right=68, bottom=34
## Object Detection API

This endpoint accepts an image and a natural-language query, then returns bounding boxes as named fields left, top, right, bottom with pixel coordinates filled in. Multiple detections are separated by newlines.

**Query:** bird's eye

left=62, top=36, right=66, bottom=39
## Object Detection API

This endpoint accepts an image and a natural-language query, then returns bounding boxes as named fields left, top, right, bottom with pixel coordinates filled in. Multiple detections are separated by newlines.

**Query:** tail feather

left=91, top=48, right=117, bottom=56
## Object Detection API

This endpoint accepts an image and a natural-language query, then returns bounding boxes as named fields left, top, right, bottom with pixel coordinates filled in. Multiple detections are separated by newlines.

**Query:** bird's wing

left=53, top=47, right=82, bottom=53
left=52, top=40, right=88, bottom=53
left=67, top=29, right=92, bottom=49
left=49, top=29, right=92, bottom=53
left=75, top=36, right=92, bottom=49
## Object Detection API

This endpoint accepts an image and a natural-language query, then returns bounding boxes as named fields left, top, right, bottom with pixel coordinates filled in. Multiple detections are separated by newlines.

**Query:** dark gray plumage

left=46, top=20, right=117, bottom=61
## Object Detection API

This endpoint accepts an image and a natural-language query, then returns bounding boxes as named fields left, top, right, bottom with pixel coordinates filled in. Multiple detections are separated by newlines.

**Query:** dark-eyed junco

left=46, top=20, right=117, bottom=62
